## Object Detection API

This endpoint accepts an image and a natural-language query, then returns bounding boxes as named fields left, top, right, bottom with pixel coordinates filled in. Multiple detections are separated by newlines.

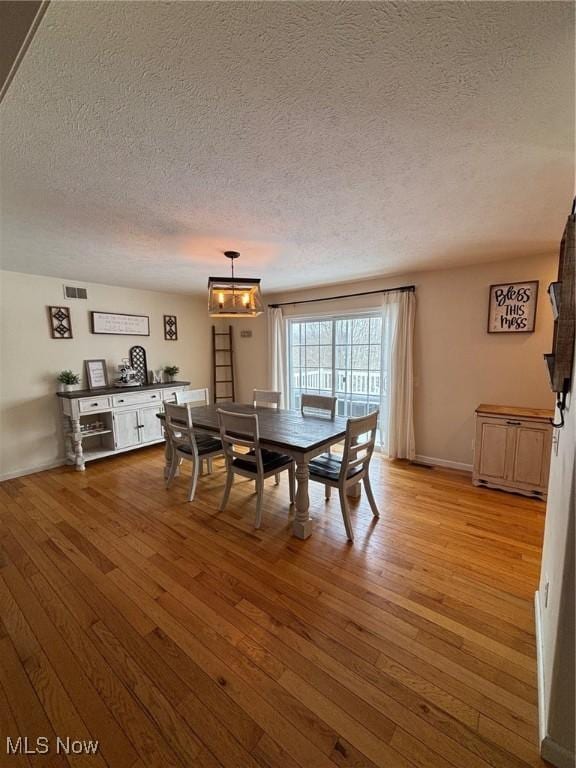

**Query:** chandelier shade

left=208, top=252, right=263, bottom=317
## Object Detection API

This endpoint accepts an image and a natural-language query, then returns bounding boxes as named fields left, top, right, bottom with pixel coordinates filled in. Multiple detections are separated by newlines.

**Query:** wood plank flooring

left=0, top=447, right=547, bottom=768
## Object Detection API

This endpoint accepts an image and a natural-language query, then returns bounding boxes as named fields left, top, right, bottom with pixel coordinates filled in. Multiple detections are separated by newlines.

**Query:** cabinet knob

left=506, top=420, right=521, bottom=426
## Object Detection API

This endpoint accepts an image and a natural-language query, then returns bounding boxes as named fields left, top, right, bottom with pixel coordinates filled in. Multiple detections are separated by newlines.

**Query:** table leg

left=163, top=434, right=172, bottom=479
left=292, top=460, right=313, bottom=539
left=347, top=483, right=361, bottom=499
left=71, top=418, right=85, bottom=472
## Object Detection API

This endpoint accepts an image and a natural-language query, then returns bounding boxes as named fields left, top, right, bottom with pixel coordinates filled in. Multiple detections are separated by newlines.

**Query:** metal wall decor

left=48, top=306, right=73, bottom=338
left=164, top=315, right=178, bottom=340
left=129, top=345, right=149, bottom=385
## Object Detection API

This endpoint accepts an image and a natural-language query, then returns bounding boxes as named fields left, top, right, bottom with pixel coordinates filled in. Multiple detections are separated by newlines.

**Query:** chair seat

left=233, top=448, right=292, bottom=474
left=179, top=436, right=222, bottom=456
left=309, top=453, right=362, bottom=481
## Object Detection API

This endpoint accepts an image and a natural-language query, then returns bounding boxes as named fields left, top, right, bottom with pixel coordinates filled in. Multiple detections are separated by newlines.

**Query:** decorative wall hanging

left=208, top=251, right=263, bottom=317
left=544, top=200, right=575, bottom=428
left=487, top=281, right=538, bottom=333
left=90, top=311, right=150, bottom=336
left=85, top=359, right=109, bottom=390
left=164, top=315, right=178, bottom=340
left=129, top=345, right=149, bottom=385
left=48, top=306, right=73, bottom=338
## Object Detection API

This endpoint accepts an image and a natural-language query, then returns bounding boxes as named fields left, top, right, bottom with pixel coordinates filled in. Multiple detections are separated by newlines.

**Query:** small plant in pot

left=163, top=365, right=180, bottom=383
left=57, top=370, right=81, bottom=392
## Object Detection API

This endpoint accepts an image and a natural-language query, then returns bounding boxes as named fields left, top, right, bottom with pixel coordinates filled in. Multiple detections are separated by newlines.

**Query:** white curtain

left=267, top=307, right=288, bottom=408
left=380, top=290, right=415, bottom=459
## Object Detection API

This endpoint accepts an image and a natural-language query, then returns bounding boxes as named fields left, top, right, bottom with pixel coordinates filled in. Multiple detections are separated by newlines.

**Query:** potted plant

left=57, top=370, right=81, bottom=392
left=163, top=364, right=180, bottom=383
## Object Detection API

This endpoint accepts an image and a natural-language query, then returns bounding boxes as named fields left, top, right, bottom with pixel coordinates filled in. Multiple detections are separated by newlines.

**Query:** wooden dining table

left=159, top=403, right=350, bottom=539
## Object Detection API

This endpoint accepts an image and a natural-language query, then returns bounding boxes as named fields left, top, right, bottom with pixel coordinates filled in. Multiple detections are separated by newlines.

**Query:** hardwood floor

left=0, top=447, right=547, bottom=768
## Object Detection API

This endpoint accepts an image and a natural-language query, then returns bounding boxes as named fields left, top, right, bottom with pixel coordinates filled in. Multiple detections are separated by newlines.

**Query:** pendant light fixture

left=208, top=251, right=263, bottom=317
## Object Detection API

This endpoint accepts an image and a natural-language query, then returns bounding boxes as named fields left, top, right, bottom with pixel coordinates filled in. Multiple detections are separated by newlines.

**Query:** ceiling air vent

left=63, top=285, right=88, bottom=299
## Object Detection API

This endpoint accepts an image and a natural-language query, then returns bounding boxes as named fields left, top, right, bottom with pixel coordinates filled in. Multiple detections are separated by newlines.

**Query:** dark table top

left=56, top=381, right=191, bottom=399
left=160, top=403, right=347, bottom=453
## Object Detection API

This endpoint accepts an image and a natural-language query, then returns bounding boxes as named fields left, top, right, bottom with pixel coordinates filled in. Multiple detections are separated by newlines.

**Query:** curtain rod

left=267, top=284, right=415, bottom=309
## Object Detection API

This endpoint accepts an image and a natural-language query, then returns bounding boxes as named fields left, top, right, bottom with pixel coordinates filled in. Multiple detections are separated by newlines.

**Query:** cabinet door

left=511, top=425, right=551, bottom=489
left=139, top=406, right=163, bottom=443
left=113, top=409, right=141, bottom=449
left=476, top=419, right=513, bottom=481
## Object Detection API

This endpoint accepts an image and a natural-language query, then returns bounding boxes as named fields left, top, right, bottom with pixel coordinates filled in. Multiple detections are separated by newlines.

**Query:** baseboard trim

left=413, top=454, right=473, bottom=473
left=541, top=737, right=575, bottom=768
left=0, top=459, right=66, bottom=482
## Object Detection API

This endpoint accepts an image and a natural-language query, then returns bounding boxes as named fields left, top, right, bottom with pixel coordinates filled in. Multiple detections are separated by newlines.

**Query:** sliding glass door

left=288, top=314, right=384, bottom=421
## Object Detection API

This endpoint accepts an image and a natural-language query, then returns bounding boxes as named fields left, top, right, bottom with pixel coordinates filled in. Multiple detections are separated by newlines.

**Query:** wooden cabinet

left=58, top=382, right=190, bottom=470
left=113, top=405, right=164, bottom=449
left=473, top=404, right=553, bottom=499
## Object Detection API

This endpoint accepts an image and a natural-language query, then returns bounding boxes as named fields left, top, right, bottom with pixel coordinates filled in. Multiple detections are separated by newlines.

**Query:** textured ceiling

left=0, top=1, right=574, bottom=294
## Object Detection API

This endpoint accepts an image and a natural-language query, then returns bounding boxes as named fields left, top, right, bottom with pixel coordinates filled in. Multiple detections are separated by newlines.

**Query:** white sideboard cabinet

left=57, top=381, right=190, bottom=470
left=472, top=404, right=554, bottom=499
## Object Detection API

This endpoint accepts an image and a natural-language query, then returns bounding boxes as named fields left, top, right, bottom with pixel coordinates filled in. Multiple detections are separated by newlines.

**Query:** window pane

left=320, top=346, right=332, bottom=368
left=291, top=323, right=300, bottom=345
left=370, top=316, right=382, bottom=339
left=369, top=345, right=381, bottom=370
left=335, top=370, right=347, bottom=393
left=335, top=320, right=348, bottom=344
left=335, top=345, right=348, bottom=368
left=351, top=318, right=369, bottom=345
left=352, top=345, right=369, bottom=369
left=305, top=346, right=319, bottom=367
left=319, top=321, right=332, bottom=345
left=305, top=322, right=319, bottom=344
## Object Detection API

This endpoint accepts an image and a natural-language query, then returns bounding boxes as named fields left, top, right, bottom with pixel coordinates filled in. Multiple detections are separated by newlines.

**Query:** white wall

left=537, top=333, right=575, bottom=767
left=0, top=271, right=212, bottom=479
left=233, top=253, right=556, bottom=468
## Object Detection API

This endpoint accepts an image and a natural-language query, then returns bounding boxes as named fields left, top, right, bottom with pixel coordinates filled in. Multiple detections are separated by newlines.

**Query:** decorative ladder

left=212, top=325, right=236, bottom=403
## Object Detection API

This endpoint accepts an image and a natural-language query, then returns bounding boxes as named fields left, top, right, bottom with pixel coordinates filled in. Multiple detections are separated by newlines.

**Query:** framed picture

left=487, top=281, right=538, bottom=333
left=85, top=359, right=109, bottom=389
left=90, top=311, right=150, bottom=336
left=48, top=306, right=73, bottom=339
left=164, top=314, right=178, bottom=340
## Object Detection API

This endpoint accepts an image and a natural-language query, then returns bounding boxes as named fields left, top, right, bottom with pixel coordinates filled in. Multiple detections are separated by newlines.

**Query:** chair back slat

left=253, top=389, right=281, bottom=409
left=164, top=402, right=198, bottom=455
left=341, top=410, right=379, bottom=477
left=300, top=394, right=337, bottom=419
left=218, top=409, right=263, bottom=472
left=176, top=387, right=210, bottom=406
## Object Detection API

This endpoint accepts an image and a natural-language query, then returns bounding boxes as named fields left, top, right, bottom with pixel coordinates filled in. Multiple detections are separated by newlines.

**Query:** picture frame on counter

left=90, top=311, right=150, bottom=336
left=85, top=359, right=109, bottom=390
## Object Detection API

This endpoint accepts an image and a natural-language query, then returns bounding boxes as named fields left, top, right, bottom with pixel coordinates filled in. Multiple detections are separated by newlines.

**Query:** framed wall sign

left=164, top=314, right=178, bottom=340
left=85, top=359, right=109, bottom=389
left=487, top=281, right=538, bottom=333
left=48, top=306, right=73, bottom=338
left=90, top=311, right=150, bottom=336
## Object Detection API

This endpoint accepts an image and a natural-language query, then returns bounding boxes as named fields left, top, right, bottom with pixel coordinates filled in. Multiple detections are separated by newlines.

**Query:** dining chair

left=308, top=410, right=380, bottom=542
left=175, top=387, right=210, bottom=406
left=217, top=409, right=295, bottom=529
left=164, top=403, right=224, bottom=502
left=300, top=393, right=337, bottom=419
left=253, top=389, right=282, bottom=482
left=175, top=387, right=214, bottom=471
left=253, top=389, right=281, bottom=408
